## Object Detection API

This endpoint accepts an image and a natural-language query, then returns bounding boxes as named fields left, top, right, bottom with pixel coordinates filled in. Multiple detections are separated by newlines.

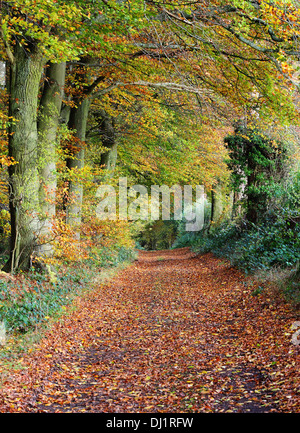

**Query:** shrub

left=187, top=212, right=300, bottom=275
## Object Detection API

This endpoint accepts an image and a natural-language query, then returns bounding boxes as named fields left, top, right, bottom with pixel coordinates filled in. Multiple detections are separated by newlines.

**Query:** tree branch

left=83, top=75, right=106, bottom=96
left=0, top=24, right=14, bottom=64
left=92, top=79, right=213, bottom=100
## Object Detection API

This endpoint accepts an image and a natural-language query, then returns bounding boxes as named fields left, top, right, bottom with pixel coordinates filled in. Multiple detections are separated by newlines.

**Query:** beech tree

left=0, top=0, right=82, bottom=270
left=0, top=0, right=154, bottom=268
left=38, top=61, right=66, bottom=256
left=1, top=0, right=300, bottom=272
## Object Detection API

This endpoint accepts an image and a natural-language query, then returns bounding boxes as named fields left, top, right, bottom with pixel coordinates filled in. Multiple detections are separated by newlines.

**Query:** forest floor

left=0, top=248, right=299, bottom=413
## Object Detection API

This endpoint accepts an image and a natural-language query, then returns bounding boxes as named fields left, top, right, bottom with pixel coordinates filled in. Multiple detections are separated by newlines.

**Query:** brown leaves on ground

left=0, top=248, right=299, bottom=413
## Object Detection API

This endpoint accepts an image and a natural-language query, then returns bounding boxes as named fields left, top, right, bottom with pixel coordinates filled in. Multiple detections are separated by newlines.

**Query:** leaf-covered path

left=1, top=248, right=299, bottom=413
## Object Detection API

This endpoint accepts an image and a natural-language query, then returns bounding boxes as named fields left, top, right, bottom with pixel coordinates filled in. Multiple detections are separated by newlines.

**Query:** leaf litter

left=0, top=248, right=299, bottom=412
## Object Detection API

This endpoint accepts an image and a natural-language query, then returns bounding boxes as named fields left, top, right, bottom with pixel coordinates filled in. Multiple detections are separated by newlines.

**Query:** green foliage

left=87, top=245, right=137, bottom=268
left=174, top=167, right=300, bottom=278
left=282, top=264, right=300, bottom=306
left=172, top=198, right=212, bottom=249
left=188, top=212, right=299, bottom=274
left=224, top=127, right=289, bottom=223
left=135, top=220, right=178, bottom=251
left=0, top=265, right=92, bottom=333
left=0, top=209, right=10, bottom=255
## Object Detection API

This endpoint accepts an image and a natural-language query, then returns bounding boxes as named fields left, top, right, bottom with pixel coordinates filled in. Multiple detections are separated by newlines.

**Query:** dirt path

left=0, top=248, right=299, bottom=413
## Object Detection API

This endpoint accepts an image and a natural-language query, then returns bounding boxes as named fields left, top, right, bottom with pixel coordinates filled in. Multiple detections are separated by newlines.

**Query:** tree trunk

left=246, top=161, right=258, bottom=224
left=209, top=188, right=215, bottom=233
left=98, top=109, right=117, bottom=178
left=4, top=44, right=45, bottom=272
left=210, top=183, right=225, bottom=230
left=38, top=62, right=66, bottom=257
left=66, top=97, right=90, bottom=237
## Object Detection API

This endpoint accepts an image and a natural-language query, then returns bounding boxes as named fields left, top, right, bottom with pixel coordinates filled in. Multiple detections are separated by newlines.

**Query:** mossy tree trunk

left=38, top=61, right=66, bottom=257
left=66, top=97, right=91, bottom=238
left=5, top=43, right=45, bottom=272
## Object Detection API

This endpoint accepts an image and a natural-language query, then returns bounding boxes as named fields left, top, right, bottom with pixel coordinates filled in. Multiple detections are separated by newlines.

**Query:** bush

left=188, top=212, right=300, bottom=274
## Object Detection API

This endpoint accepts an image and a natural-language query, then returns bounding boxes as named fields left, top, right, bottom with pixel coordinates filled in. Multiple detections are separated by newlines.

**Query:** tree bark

left=4, top=43, right=45, bottom=272
left=246, top=154, right=258, bottom=224
left=98, top=109, right=117, bottom=178
left=66, top=97, right=90, bottom=237
left=38, top=62, right=66, bottom=257
left=209, top=188, right=215, bottom=233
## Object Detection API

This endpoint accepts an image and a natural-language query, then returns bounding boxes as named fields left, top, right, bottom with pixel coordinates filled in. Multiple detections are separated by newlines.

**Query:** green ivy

left=224, top=127, right=288, bottom=224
